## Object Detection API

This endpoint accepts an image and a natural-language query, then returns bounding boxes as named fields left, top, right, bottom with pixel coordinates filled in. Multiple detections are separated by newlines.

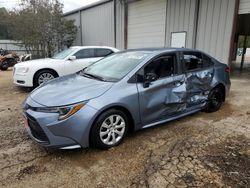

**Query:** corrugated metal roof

left=63, top=0, right=113, bottom=16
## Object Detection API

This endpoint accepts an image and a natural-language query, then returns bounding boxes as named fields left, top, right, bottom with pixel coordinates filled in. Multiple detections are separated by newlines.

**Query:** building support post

left=229, top=0, right=240, bottom=67
left=240, top=35, right=247, bottom=71
left=79, top=10, right=83, bottom=46
left=114, top=0, right=117, bottom=48
left=124, top=2, right=128, bottom=49
left=193, top=0, right=200, bottom=49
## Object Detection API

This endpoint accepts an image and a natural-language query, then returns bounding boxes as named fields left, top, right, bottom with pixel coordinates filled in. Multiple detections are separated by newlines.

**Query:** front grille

left=26, top=114, right=49, bottom=144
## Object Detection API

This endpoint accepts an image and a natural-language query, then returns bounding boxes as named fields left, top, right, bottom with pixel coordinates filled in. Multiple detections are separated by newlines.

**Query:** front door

left=66, top=48, right=101, bottom=74
left=136, top=53, right=186, bottom=126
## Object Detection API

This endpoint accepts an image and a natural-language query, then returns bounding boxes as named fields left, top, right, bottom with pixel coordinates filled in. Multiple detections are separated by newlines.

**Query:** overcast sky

left=60, top=0, right=101, bottom=13
left=0, top=0, right=101, bottom=13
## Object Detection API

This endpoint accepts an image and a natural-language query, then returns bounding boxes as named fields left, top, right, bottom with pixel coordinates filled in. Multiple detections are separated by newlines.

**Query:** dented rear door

left=182, top=52, right=214, bottom=108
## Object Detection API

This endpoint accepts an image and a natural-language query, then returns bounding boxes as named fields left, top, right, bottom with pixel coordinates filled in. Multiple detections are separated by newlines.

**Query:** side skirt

left=142, top=108, right=202, bottom=129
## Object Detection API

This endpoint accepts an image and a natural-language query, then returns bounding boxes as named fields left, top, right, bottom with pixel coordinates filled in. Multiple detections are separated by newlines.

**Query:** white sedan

left=13, top=46, right=119, bottom=87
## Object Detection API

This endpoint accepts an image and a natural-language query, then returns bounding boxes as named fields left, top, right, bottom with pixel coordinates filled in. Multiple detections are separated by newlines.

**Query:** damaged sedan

left=22, top=48, right=231, bottom=149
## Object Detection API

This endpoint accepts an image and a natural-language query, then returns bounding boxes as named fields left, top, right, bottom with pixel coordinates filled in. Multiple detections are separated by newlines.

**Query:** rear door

left=136, top=53, right=187, bottom=126
left=182, top=51, right=214, bottom=108
left=74, top=48, right=98, bottom=70
left=95, top=48, right=114, bottom=58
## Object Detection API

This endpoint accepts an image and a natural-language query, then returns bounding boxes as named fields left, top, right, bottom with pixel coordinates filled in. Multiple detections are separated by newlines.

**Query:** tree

left=238, top=35, right=250, bottom=48
left=7, top=0, right=77, bottom=58
left=0, top=8, right=11, bottom=39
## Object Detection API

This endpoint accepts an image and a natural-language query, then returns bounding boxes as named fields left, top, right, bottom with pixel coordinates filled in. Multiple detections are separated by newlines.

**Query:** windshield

left=82, top=51, right=151, bottom=82
left=52, top=48, right=75, bottom=60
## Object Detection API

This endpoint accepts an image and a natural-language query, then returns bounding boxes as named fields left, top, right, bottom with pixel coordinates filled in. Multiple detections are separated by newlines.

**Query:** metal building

left=64, top=0, right=250, bottom=65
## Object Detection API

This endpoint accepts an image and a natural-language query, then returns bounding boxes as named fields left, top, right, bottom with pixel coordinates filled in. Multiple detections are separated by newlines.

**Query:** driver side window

left=144, top=54, right=176, bottom=80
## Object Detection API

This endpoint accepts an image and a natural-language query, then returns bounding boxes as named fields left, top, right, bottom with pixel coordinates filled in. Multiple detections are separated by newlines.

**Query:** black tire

left=90, top=109, right=129, bottom=149
left=204, top=87, right=223, bottom=113
left=34, top=70, right=57, bottom=88
left=0, top=66, right=8, bottom=71
left=0, top=62, right=8, bottom=71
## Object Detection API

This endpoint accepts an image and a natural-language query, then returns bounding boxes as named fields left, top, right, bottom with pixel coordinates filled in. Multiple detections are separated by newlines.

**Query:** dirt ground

left=0, top=68, right=249, bottom=188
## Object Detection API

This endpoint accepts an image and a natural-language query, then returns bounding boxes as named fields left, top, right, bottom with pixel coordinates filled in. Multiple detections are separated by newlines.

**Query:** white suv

left=13, top=46, right=119, bottom=87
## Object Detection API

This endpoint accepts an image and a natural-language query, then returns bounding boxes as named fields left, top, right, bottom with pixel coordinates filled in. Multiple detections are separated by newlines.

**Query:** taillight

left=225, top=66, right=231, bottom=73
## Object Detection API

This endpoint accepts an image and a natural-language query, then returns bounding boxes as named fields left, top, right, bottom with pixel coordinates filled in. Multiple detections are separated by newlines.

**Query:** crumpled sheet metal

left=143, top=70, right=216, bottom=121
left=165, top=70, right=214, bottom=108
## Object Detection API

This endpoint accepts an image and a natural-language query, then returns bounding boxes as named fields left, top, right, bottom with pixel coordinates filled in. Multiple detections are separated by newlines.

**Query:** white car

left=13, top=46, right=119, bottom=87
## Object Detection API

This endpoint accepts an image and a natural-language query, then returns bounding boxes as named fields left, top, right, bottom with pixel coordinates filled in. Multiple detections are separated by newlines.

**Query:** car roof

left=70, top=46, right=119, bottom=52
left=123, top=47, right=204, bottom=54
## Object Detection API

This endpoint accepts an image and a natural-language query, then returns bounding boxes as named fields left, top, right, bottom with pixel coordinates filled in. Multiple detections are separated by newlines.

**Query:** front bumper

left=13, top=72, right=33, bottom=87
left=23, top=99, right=98, bottom=149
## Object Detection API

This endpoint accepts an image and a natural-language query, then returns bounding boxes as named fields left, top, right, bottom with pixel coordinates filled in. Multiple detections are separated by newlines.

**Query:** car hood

left=15, top=58, right=62, bottom=67
left=30, top=74, right=114, bottom=106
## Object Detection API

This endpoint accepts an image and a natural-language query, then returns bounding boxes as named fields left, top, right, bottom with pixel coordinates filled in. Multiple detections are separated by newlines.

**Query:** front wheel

left=34, top=70, right=57, bottom=87
left=90, top=109, right=129, bottom=149
left=204, top=87, right=223, bottom=113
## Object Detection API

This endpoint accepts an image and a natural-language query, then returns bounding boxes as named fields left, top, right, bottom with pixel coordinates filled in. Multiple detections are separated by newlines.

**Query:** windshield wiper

left=81, top=72, right=107, bottom=82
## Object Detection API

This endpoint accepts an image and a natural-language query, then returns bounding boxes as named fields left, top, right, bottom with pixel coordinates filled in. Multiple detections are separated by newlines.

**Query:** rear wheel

left=90, top=109, right=129, bottom=149
left=34, top=70, right=57, bottom=87
left=204, top=87, right=223, bottom=113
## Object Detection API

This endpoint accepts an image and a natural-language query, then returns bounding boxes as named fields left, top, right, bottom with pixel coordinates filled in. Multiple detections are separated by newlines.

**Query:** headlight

left=35, top=103, right=85, bottom=120
left=17, top=67, right=29, bottom=73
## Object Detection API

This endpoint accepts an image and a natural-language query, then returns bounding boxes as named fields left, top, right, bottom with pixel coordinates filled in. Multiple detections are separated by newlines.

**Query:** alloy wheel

left=211, top=90, right=222, bottom=108
left=99, top=115, right=126, bottom=145
left=38, top=73, right=55, bottom=85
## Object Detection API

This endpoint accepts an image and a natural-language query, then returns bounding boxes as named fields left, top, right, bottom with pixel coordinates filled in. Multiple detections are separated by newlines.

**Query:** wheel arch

left=33, top=68, right=59, bottom=86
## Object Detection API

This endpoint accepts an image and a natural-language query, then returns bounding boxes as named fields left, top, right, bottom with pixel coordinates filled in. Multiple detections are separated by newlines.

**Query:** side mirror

left=68, top=56, right=76, bottom=61
left=143, top=73, right=158, bottom=88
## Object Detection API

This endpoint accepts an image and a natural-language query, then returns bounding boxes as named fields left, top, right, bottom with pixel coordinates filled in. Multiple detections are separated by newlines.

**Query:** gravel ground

left=0, top=68, right=249, bottom=188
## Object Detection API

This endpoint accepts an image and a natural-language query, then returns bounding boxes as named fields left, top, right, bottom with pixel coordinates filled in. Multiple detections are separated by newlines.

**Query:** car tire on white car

left=90, top=109, right=129, bottom=149
left=34, top=70, right=57, bottom=87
